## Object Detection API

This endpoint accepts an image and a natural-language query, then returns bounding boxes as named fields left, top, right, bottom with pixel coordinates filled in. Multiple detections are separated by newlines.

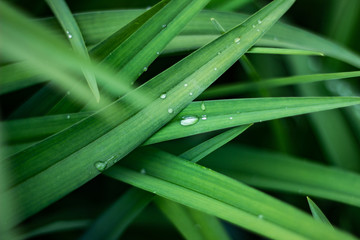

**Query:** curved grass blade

left=307, top=197, right=333, bottom=227
left=1, top=0, right=295, bottom=227
left=80, top=126, right=248, bottom=240
left=79, top=188, right=153, bottom=240
left=201, top=71, right=360, bottom=99
left=105, top=148, right=355, bottom=240
left=45, top=0, right=100, bottom=102
left=247, top=47, right=324, bottom=56
left=203, top=144, right=360, bottom=207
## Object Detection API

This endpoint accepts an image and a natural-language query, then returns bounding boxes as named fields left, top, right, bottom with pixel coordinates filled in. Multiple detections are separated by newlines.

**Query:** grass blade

left=45, top=0, right=100, bottom=102
left=79, top=188, right=153, bottom=240
left=203, top=144, right=360, bottom=207
left=307, top=197, right=333, bottom=227
left=105, top=148, right=354, bottom=240
left=201, top=71, right=360, bottom=99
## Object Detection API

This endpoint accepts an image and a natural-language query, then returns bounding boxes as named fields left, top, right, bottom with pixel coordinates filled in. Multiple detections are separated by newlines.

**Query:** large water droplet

left=168, top=108, right=174, bottom=114
left=94, top=161, right=107, bottom=172
left=180, top=116, right=199, bottom=126
left=234, top=37, right=241, bottom=44
left=160, top=93, right=167, bottom=99
left=201, top=102, right=206, bottom=111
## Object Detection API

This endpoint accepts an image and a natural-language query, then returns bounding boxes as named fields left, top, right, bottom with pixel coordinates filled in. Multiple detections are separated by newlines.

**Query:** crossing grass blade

left=0, top=0, right=295, bottom=227
left=203, top=144, right=360, bottom=207
left=45, top=0, right=100, bottom=102
left=3, top=97, right=360, bottom=145
left=81, top=126, right=248, bottom=240
left=307, top=197, right=333, bottom=227
left=201, top=71, right=360, bottom=99
left=105, top=148, right=356, bottom=240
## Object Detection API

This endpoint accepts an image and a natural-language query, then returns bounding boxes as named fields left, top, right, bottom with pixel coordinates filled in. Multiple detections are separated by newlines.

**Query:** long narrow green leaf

left=79, top=188, right=153, bottom=240
left=4, top=97, right=360, bottom=145
left=81, top=126, right=249, bottom=240
left=203, top=144, right=360, bottom=207
left=105, top=148, right=355, bottom=240
left=201, top=71, right=360, bottom=99
left=145, top=97, right=360, bottom=145
left=1, top=0, right=295, bottom=227
left=45, top=0, right=100, bottom=102
left=307, top=197, right=333, bottom=227
left=248, top=47, right=324, bottom=56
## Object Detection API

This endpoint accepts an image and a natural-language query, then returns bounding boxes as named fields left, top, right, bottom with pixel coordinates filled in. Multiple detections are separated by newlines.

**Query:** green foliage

left=1, top=0, right=360, bottom=239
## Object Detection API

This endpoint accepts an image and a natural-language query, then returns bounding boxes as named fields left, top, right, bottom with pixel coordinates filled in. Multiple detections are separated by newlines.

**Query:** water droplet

left=146, top=6, right=151, bottom=10
left=168, top=108, right=174, bottom=114
left=162, top=24, right=167, bottom=28
left=229, top=117, right=233, bottom=120
left=257, top=19, right=262, bottom=24
left=66, top=115, right=70, bottom=119
left=201, top=115, right=207, bottom=120
left=214, top=67, right=217, bottom=71
left=143, top=67, right=148, bottom=72
left=140, top=168, right=146, bottom=174
left=180, top=116, right=199, bottom=126
left=258, top=214, right=264, bottom=219
left=257, top=29, right=260, bottom=32
left=66, top=31, right=72, bottom=39
left=252, top=24, right=256, bottom=28
left=156, top=51, right=160, bottom=55
left=234, top=37, right=241, bottom=44
left=189, top=92, right=193, bottom=96
left=160, top=93, right=167, bottom=99
left=152, top=191, right=157, bottom=194
left=217, top=52, right=221, bottom=55
left=201, top=102, right=206, bottom=111
left=67, top=91, right=71, bottom=95
left=184, top=83, right=188, bottom=87
left=94, top=161, right=107, bottom=172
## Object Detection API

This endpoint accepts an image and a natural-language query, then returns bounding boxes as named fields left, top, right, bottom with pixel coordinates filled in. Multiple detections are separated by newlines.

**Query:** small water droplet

left=217, top=52, right=221, bottom=55
left=94, top=161, right=107, bottom=172
left=189, top=92, right=193, bottom=96
left=229, top=117, right=233, bottom=120
left=66, top=31, right=72, bottom=39
left=156, top=51, right=160, bottom=55
left=184, top=83, right=188, bottom=87
left=140, top=168, right=146, bottom=174
left=168, top=108, right=174, bottom=114
left=234, top=37, right=241, bottom=44
left=257, top=19, right=262, bottom=24
left=143, top=67, right=148, bottom=72
left=146, top=6, right=151, bottom=10
left=201, top=102, right=206, bottom=111
left=201, top=115, right=207, bottom=120
left=252, top=24, right=256, bottom=28
left=160, top=93, right=167, bottom=99
left=257, top=29, right=260, bottom=32
left=162, top=24, right=167, bottom=28
left=66, top=115, right=70, bottom=119
left=67, top=91, right=71, bottom=95
left=258, top=214, right=264, bottom=219
left=152, top=191, right=157, bottom=194
left=214, top=67, right=217, bottom=71
left=180, top=116, right=199, bottom=126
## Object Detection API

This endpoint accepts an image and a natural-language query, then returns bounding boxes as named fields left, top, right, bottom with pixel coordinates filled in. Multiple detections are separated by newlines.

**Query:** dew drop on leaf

left=180, top=116, right=199, bottom=126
